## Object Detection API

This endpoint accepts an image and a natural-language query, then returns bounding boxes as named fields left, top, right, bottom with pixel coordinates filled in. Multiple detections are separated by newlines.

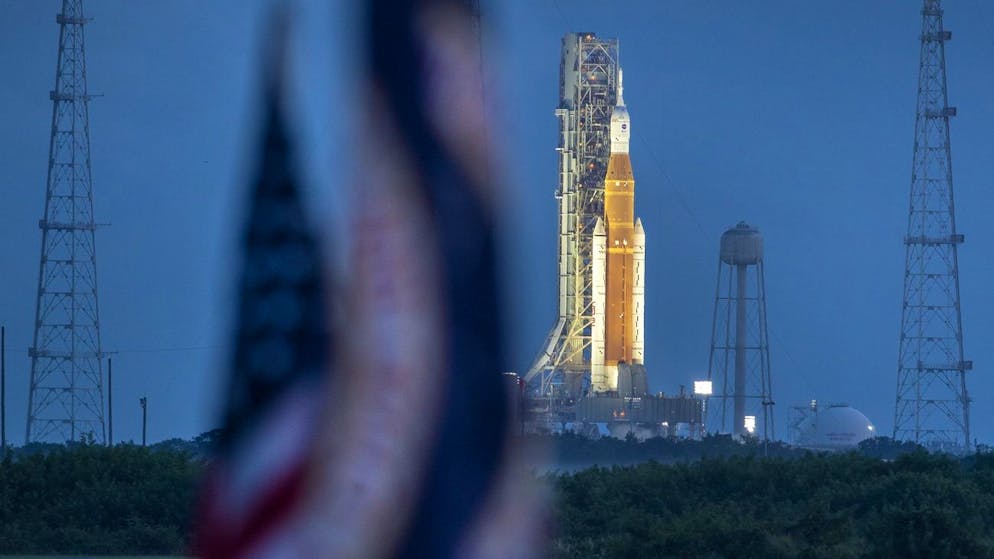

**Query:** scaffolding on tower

left=525, top=33, right=618, bottom=420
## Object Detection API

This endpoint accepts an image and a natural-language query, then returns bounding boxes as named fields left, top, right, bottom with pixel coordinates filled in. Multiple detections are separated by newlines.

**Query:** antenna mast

left=26, top=0, right=107, bottom=444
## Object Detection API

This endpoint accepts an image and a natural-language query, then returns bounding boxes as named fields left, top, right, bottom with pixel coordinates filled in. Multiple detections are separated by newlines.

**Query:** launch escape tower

left=526, top=33, right=619, bottom=400
left=26, top=0, right=107, bottom=443
left=894, top=0, right=971, bottom=449
left=706, top=223, right=774, bottom=439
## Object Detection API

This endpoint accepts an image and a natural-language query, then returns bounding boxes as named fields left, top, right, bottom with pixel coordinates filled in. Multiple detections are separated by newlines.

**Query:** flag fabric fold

left=196, top=22, right=331, bottom=558
left=197, top=3, right=544, bottom=557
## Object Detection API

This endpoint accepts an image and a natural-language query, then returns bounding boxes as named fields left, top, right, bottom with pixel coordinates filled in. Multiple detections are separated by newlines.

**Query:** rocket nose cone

left=594, top=217, right=606, bottom=235
left=634, top=218, right=645, bottom=237
left=610, top=106, right=630, bottom=154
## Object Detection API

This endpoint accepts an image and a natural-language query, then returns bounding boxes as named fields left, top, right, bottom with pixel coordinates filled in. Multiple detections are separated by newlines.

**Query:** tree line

left=0, top=433, right=990, bottom=556
left=0, top=439, right=206, bottom=555
left=551, top=446, right=994, bottom=558
left=542, top=432, right=928, bottom=471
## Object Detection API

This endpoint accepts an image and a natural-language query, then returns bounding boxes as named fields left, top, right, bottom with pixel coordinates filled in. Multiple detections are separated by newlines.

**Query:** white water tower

left=706, top=222, right=774, bottom=438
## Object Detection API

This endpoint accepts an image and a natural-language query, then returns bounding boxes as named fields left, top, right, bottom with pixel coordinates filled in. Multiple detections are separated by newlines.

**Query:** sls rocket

left=592, top=69, right=645, bottom=393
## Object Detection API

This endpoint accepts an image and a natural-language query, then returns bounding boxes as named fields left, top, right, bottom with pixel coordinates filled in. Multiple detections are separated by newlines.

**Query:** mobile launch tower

left=522, top=32, right=703, bottom=437
left=526, top=32, right=621, bottom=399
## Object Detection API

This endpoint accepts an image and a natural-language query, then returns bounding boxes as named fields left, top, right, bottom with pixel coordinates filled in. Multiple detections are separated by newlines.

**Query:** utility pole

left=139, top=397, right=147, bottom=447
left=762, top=399, right=775, bottom=458
left=107, top=358, right=112, bottom=446
left=894, top=0, right=971, bottom=450
left=2, top=326, right=6, bottom=458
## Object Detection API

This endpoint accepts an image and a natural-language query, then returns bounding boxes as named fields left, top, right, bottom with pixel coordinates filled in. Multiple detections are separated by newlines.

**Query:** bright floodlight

left=744, top=415, right=757, bottom=434
left=694, top=380, right=713, bottom=396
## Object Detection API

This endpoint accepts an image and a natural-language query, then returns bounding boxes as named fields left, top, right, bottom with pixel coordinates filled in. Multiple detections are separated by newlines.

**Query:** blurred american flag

left=197, top=2, right=544, bottom=557
left=195, top=15, right=332, bottom=558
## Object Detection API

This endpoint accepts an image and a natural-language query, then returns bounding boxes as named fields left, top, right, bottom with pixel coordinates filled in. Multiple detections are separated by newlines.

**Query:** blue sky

left=1, top=1, right=993, bottom=444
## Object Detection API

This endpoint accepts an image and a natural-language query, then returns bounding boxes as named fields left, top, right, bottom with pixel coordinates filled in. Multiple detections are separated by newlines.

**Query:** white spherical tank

left=720, top=221, right=763, bottom=266
left=797, top=404, right=876, bottom=451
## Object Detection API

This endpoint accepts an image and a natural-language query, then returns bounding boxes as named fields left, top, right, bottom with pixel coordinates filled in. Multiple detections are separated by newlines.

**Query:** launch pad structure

left=523, top=32, right=702, bottom=436
left=526, top=32, right=619, bottom=401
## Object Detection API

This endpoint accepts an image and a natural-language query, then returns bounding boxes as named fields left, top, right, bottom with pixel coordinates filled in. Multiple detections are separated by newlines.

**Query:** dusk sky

left=2, top=1, right=994, bottom=444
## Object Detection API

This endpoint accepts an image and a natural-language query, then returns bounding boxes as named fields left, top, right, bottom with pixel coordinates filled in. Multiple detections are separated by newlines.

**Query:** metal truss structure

left=26, top=0, right=107, bottom=443
left=894, top=0, right=971, bottom=450
left=526, top=33, right=618, bottom=403
left=787, top=403, right=815, bottom=446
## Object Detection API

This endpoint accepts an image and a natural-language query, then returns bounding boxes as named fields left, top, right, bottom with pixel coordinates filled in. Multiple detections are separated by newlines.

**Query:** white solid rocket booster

left=632, top=217, right=645, bottom=365
left=592, top=218, right=607, bottom=390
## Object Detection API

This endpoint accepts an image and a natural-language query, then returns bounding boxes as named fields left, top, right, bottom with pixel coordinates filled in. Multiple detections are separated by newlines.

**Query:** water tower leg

left=734, top=263, right=747, bottom=435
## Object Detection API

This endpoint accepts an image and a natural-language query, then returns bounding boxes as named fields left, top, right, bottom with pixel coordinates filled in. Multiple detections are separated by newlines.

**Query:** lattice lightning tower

left=526, top=33, right=618, bottom=400
left=26, top=0, right=106, bottom=443
left=894, top=0, right=971, bottom=450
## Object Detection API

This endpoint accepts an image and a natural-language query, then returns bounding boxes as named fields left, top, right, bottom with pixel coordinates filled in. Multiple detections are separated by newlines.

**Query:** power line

left=113, top=345, right=224, bottom=355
